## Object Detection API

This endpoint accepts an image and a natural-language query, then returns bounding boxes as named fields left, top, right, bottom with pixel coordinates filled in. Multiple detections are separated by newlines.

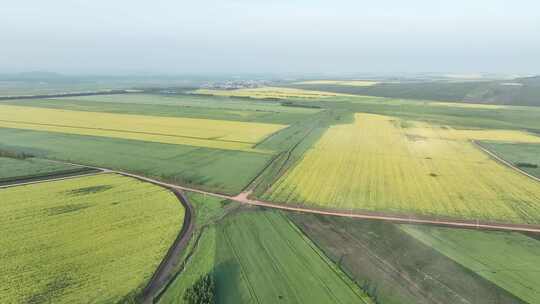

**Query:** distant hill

left=286, top=76, right=540, bottom=106
left=518, top=75, right=540, bottom=86
left=466, top=76, right=540, bottom=106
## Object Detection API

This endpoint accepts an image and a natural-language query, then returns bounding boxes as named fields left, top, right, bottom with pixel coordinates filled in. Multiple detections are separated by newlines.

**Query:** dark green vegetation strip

left=479, top=142, right=540, bottom=178
left=0, top=167, right=100, bottom=186
left=159, top=194, right=373, bottom=304
left=0, top=128, right=272, bottom=195
left=0, top=156, right=98, bottom=185
left=288, top=213, right=525, bottom=304
left=183, top=274, right=215, bottom=304
left=287, top=76, right=540, bottom=106
left=4, top=94, right=318, bottom=124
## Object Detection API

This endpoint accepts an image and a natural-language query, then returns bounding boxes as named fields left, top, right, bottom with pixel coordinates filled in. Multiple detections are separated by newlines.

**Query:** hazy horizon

left=3, top=0, right=540, bottom=75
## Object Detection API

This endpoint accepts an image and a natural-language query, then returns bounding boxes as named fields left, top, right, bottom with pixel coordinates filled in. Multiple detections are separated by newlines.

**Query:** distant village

left=199, top=79, right=270, bottom=90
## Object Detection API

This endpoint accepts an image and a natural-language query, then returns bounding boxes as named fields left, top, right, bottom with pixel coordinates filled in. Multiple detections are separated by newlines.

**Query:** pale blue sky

left=2, top=0, right=539, bottom=75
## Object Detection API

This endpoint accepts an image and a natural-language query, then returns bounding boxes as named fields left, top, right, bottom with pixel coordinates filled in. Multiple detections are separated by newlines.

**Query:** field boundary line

left=472, top=140, right=540, bottom=183
left=0, top=170, right=107, bottom=189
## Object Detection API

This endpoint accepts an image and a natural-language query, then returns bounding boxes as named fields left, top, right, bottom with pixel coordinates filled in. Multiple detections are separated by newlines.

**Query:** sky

left=2, top=0, right=540, bottom=75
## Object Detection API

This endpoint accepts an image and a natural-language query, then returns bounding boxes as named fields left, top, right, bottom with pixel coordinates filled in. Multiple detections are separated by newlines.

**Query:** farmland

left=195, top=86, right=351, bottom=99
left=0, top=104, right=286, bottom=152
left=0, top=173, right=184, bottom=303
left=159, top=203, right=373, bottom=304
left=427, top=101, right=506, bottom=109
left=290, top=213, right=524, bottom=304
left=157, top=193, right=235, bottom=304
left=286, top=81, right=491, bottom=103
left=285, top=76, right=540, bottom=107
left=213, top=86, right=540, bottom=132
left=0, top=156, right=86, bottom=184
left=4, top=1, right=540, bottom=303
left=479, top=142, right=540, bottom=178
left=3, top=93, right=320, bottom=124
left=264, top=113, right=540, bottom=224
left=405, top=121, right=540, bottom=143
left=402, top=225, right=540, bottom=304
left=60, top=93, right=321, bottom=113
left=0, top=93, right=321, bottom=194
left=0, top=128, right=272, bottom=194
left=2, top=82, right=540, bottom=303
left=0, top=79, right=127, bottom=98
left=330, top=95, right=540, bottom=132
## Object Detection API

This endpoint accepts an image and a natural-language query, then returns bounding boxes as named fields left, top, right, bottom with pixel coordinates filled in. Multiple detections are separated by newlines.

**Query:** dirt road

left=6, top=159, right=540, bottom=234
left=140, top=189, right=194, bottom=304
left=104, top=170, right=540, bottom=234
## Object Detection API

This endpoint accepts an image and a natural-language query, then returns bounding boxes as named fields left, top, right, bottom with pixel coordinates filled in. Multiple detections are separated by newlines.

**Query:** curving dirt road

left=140, top=189, right=194, bottom=304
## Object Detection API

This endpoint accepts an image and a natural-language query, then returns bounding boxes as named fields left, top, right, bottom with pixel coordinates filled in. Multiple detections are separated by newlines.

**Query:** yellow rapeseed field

left=0, top=105, right=286, bottom=152
left=265, top=113, right=540, bottom=224
left=195, top=86, right=351, bottom=99
left=406, top=121, right=540, bottom=143
left=0, top=173, right=184, bottom=303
